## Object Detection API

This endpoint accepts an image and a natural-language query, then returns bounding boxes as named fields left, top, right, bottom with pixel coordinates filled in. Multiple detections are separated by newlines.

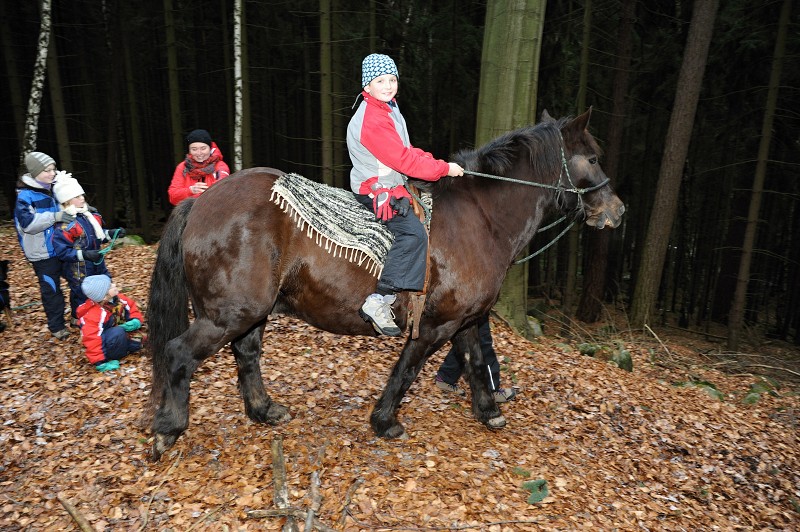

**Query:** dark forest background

left=2, top=0, right=799, bottom=345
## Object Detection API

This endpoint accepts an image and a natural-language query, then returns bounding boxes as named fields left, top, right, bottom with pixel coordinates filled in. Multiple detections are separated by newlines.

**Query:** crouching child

left=78, top=274, right=143, bottom=372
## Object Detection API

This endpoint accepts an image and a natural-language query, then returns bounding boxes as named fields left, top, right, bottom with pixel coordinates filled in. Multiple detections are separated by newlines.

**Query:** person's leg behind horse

left=230, top=321, right=290, bottom=425
left=454, top=324, right=503, bottom=426
left=435, top=343, right=467, bottom=396
left=476, top=316, right=516, bottom=402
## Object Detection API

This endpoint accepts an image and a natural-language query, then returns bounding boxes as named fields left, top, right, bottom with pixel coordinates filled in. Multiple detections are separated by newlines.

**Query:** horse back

left=181, top=168, right=397, bottom=336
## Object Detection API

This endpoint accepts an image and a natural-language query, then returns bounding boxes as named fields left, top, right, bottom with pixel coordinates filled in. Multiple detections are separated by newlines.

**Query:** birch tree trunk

left=21, top=0, right=53, bottom=163
left=630, top=0, right=719, bottom=328
left=233, top=0, right=244, bottom=171
left=475, top=0, right=547, bottom=339
left=727, top=0, right=791, bottom=350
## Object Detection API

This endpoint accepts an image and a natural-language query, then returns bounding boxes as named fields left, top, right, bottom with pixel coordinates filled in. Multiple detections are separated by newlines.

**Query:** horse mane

left=412, top=118, right=569, bottom=195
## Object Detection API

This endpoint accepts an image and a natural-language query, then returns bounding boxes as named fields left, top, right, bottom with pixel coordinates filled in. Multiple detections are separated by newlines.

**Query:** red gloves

left=359, top=178, right=412, bottom=222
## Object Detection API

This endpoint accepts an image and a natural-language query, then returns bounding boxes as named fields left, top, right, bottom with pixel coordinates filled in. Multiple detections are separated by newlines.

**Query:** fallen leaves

left=0, top=225, right=799, bottom=530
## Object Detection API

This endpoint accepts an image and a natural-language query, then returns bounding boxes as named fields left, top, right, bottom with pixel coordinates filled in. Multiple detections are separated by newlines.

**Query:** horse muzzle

left=586, top=200, right=625, bottom=229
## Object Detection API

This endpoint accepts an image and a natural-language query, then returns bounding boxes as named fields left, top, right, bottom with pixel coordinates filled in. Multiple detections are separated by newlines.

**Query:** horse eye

left=588, top=156, right=598, bottom=165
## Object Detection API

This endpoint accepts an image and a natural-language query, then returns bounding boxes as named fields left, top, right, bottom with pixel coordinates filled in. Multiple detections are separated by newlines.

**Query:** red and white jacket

left=346, top=91, right=449, bottom=195
left=76, top=293, right=143, bottom=364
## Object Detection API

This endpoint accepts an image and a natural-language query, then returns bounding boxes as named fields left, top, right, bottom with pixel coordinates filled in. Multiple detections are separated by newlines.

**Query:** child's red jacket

left=76, top=293, right=143, bottom=364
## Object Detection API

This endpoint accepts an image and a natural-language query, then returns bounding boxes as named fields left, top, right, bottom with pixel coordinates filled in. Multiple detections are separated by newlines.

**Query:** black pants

left=355, top=193, right=427, bottom=293
left=437, top=315, right=503, bottom=391
left=31, top=257, right=67, bottom=333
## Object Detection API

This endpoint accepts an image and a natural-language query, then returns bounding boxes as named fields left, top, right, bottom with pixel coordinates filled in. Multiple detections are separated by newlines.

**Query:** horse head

left=555, top=108, right=625, bottom=229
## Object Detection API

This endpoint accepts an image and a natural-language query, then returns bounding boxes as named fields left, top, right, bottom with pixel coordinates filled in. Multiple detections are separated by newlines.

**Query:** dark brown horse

left=146, top=109, right=624, bottom=460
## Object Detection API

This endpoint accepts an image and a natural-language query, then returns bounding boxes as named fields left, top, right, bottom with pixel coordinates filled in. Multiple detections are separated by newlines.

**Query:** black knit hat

left=186, top=129, right=212, bottom=148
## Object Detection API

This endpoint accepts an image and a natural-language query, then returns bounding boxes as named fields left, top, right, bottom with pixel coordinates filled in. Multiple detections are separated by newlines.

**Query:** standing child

left=168, top=129, right=231, bottom=205
left=347, top=53, right=464, bottom=336
left=77, top=275, right=143, bottom=372
left=52, top=174, right=125, bottom=324
left=14, top=152, right=75, bottom=339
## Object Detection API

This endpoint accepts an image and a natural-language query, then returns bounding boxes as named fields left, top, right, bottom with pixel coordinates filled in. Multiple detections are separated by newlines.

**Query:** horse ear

left=563, top=107, right=592, bottom=139
left=540, top=109, right=554, bottom=123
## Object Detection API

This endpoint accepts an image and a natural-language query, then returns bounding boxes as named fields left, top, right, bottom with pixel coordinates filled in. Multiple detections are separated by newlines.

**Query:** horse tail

left=143, top=198, right=195, bottom=423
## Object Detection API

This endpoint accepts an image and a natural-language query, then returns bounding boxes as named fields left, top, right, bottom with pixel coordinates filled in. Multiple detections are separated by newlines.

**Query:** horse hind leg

left=151, top=318, right=229, bottom=461
left=231, top=323, right=291, bottom=425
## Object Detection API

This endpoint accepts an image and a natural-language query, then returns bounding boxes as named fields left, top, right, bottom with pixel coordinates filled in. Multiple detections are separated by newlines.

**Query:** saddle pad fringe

left=270, top=173, right=394, bottom=277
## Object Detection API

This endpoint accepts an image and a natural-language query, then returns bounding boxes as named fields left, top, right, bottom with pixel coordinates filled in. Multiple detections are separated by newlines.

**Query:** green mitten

left=96, top=360, right=120, bottom=372
left=120, top=318, right=141, bottom=332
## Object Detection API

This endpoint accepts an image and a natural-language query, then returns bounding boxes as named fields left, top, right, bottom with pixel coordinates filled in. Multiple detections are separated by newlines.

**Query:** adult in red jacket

left=168, top=129, right=230, bottom=206
left=347, top=53, right=463, bottom=336
left=77, top=275, right=144, bottom=371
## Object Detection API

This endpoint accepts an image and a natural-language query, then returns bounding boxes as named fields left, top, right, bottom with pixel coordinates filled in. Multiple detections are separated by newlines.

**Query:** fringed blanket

left=270, top=173, right=394, bottom=277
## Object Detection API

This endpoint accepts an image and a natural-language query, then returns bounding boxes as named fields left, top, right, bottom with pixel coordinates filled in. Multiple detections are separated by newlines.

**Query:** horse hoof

left=383, top=424, right=407, bottom=439
left=486, top=415, right=506, bottom=429
left=152, top=433, right=178, bottom=462
left=266, top=403, right=291, bottom=425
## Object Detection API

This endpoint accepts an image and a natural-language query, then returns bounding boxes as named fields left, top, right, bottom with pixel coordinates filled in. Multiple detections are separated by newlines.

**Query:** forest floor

left=0, top=225, right=798, bottom=531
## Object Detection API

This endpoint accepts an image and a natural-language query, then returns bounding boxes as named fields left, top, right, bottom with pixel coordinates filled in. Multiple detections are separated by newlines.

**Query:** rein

left=463, top=144, right=610, bottom=265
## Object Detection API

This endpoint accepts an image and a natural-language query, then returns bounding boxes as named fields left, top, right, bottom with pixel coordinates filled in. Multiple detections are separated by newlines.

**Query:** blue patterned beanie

left=361, top=54, right=398, bottom=88
left=82, top=275, right=112, bottom=303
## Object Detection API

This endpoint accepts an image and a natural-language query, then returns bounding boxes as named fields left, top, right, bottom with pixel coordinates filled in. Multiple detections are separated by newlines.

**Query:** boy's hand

left=120, top=318, right=141, bottom=332
left=55, top=211, right=76, bottom=224
left=81, top=249, right=101, bottom=262
left=447, top=162, right=464, bottom=177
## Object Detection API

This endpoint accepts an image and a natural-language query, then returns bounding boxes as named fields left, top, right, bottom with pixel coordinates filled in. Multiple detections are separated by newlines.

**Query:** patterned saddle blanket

left=270, top=173, right=398, bottom=277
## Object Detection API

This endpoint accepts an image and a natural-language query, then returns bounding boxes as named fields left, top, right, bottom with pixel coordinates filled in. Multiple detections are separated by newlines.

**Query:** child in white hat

left=51, top=173, right=126, bottom=325
left=77, top=275, right=143, bottom=372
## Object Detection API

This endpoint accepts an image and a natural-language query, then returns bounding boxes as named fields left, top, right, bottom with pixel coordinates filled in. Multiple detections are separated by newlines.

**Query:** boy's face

left=365, top=74, right=398, bottom=103
left=35, top=164, right=57, bottom=184
left=65, top=195, right=86, bottom=209
left=106, top=282, right=119, bottom=300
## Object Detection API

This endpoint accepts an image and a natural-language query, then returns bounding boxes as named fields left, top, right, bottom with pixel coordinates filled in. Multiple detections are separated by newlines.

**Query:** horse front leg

left=231, top=322, right=291, bottom=425
left=456, top=326, right=505, bottom=429
left=151, top=318, right=228, bottom=461
left=371, top=337, right=437, bottom=439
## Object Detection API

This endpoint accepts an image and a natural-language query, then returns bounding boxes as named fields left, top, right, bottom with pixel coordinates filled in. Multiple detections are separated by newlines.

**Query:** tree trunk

left=475, top=0, right=547, bottom=339
left=319, top=0, right=334, bottom=185
left=163, top=0, right=183, bottom=164
left=727, top=0, right=790, bottom=350
left=562, top=0, right=592, bottom=323
left=576, top=0, right=635, bottom=323
left=630, top=0, right=720, bottom=328
left=21, top=0, right=52, bottom=161
left=233, top=0, right=244, bottom=171
left=47, top=34, right=71, bottom=170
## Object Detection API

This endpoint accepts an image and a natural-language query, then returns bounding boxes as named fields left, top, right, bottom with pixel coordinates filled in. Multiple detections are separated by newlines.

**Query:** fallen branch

left=57, top=493, right=95, bottom=532
left=272, top=436, right=298, bottom=532
left=644, top=324, right=673, bottom=359
left=246, top=508, right=337, bottom=532
left=338, top=477, right=364, bottom=528
left=138, top=450, right=182, bottom=532
left=304, top=471, right=322, bottom=532
left=745, top=363, right=800, bottom=379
